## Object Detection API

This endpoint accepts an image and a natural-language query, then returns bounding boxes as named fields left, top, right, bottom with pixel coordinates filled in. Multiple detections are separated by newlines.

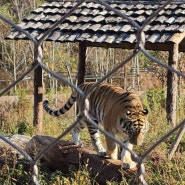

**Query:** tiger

left=43, top=82, right=149, bottom=169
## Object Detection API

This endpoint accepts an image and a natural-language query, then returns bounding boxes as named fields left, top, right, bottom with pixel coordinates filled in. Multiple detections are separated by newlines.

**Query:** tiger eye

left=126, top=110, right=131, bottom=116
left=142, top=109, right=148, bottom=115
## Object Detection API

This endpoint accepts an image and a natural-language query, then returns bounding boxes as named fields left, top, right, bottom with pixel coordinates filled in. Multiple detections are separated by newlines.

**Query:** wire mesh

left=0, top=0, right=185, bottom=184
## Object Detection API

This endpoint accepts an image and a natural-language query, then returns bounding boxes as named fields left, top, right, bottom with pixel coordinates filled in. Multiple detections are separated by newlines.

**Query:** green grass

left=0, top=89, right=185, bottom=184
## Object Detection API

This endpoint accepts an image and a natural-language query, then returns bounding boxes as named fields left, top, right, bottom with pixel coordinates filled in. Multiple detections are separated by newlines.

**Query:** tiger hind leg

left=72, top=129, right=83, bottom=146
left=71, top=120, right=86, bottom=147
left=121, top=141, right=137, bottom=169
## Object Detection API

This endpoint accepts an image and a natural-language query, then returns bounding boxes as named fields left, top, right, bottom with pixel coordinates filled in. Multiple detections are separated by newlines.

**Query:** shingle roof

left=6, top=0, right=185, bottom=51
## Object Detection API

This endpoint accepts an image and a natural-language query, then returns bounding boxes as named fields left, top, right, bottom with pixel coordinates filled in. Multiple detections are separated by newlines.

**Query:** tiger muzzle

left=129, top=134, right=144, bottom=146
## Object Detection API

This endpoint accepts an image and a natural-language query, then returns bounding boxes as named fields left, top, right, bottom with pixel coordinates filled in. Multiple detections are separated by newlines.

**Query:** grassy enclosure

left=0, top=88, right=185, bottom=185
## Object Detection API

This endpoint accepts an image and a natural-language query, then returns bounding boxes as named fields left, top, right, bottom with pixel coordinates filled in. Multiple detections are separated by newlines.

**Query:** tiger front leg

left=105, top=134, right=118, bottom=160
left=121, top=141, right=137, bottom=169
left=87, top=123, right=106, bottom=157
left=90, top=131, right=107, bottom=157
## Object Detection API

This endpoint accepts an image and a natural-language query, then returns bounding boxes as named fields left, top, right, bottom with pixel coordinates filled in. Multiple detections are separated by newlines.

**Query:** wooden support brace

left=168, top=124, right=185, bottom=160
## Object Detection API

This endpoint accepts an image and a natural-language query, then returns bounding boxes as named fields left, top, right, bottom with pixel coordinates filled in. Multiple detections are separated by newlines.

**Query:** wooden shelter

left=6, top=0, right=185, bottom=129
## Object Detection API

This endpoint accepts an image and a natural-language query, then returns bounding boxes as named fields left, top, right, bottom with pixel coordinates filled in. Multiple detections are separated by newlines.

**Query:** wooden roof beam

left=168, top=32, right=185, bottom=45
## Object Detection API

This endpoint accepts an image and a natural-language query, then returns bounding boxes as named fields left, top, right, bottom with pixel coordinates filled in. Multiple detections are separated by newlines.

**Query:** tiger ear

left=142, top=109, right=148, bottom=115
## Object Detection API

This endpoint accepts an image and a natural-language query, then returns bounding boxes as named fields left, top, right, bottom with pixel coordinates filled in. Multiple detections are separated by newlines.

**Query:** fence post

left=166, top=44, right=179, bottom=127
left=77, top=41, right=86, bottom=85
left=33, top=46, right=43, bottom=133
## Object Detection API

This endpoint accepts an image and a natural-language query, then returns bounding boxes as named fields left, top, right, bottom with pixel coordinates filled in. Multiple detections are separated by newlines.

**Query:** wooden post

left=33, top=46, right=43, bottom=133
left=166, top=44, right=179, bottom=127
left=77, top=42, right=86, bottom=85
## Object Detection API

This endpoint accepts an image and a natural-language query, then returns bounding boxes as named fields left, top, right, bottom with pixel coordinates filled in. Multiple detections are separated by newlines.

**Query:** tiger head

left=119, top=108, right=149, bottom=146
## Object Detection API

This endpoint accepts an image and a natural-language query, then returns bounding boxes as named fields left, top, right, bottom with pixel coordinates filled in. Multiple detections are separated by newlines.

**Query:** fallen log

left=0, top=134, right=31, bottom=159
left=0, top=134, right=137, bottom=184
left=26, top=135, right=137, bottom=184
left=0, top=134, right=31, bottom=150
left=0, top=134, right=31, bottom=170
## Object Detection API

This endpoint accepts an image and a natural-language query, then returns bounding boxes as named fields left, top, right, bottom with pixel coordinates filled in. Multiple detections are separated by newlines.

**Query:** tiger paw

left=72, top=140, right=83, bottom=147
left=122, top=161, right=137, bottom=170
left=107, top=148, right=118, bottom=160
left=72, top=130, right=82, bottom=147
left=97, top=151, right=107, bottom=157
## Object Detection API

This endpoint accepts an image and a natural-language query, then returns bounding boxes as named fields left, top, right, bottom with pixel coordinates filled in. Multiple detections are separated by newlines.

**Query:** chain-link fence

left=0, top=0, right=185, bottom=184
